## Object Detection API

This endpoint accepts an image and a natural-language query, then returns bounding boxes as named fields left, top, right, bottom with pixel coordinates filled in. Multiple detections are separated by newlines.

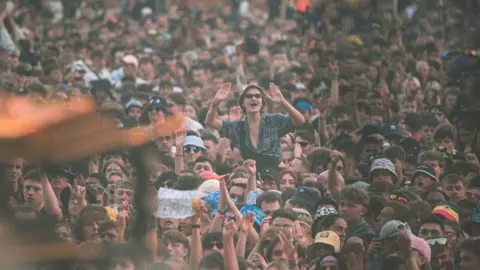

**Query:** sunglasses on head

left=245, top=93, right=262, bottom=99
left=204, top=241, right=223, bottom=250
left=184, top=145, right=201, bottom=153
left=390, top=194, right=408, bottom=204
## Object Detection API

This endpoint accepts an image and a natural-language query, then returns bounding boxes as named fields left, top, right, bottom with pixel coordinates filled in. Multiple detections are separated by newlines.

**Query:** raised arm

left=327, top=150, right=344, bottom=202
left=329, top=61, right=340, bottom=105
left=40, top=171, right=63, bottom=221
left=243, top=160, right=257, bottom=201
left=189, top=200, right=205, bottom=270
left=205, top=83, right=231, bottom=130
left=267, top=83, right=305, bottom=126
left=223, top=220, right=239, bottom=270
left=174, top=129, right=186, bottom=174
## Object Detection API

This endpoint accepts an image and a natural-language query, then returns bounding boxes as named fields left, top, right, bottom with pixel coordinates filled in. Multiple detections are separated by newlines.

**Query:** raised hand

left=266, top=83, right=286, bottom=104
left=329, top=60, right=340, bottom=76
left=317, top=94, right=329, bottom=114
left=294, top=143, right=303, bottom=158
left=243, top=159, right=257, bottom=176
left=249, top=253, right=268, bottom=269
left=278, top=231, right=297, bottom=259
left=228, top=106, right=243, bottom=121
left=239, top=212, right=255, bottom=233
left=223, top=220, right=238, bottom=239
left=175, top=128, right=187, bottom=147
left=213, top=83, right=231, bottom=105
left=330, top=150, right=344, bottom=164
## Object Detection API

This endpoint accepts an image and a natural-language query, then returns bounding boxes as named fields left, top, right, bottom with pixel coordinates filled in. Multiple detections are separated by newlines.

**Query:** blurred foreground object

left=0, top=95, right=183, bottom=164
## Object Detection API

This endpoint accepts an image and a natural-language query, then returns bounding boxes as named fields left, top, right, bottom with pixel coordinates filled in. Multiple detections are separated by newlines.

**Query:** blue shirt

left=220, top=114, right=294, bottom=169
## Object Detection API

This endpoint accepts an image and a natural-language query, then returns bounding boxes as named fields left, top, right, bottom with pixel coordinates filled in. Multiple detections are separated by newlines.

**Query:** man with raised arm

left=205, top=82, right=305, bottom=170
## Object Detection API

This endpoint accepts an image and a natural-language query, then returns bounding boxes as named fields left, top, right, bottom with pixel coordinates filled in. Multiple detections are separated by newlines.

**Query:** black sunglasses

left=245, top=93, right=262, bottom=99
left=297, top=141, right=309, bottom=147
left=184, top=146, right=201, bottom=153
left=204, top=242, right=223, bottom=250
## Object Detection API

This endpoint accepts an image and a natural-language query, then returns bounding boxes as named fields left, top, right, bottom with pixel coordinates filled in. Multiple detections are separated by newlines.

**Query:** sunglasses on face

left=184, top=146, right=201, bottom=153
left=195, top=164, right=211, bottom=171
left=245, top=93, right=262, bottom=99
left=426, top=238, right=448, bottom=246
left=296, top=141, right=309, bottom=147
left=204, top=242, right=223, bottom=250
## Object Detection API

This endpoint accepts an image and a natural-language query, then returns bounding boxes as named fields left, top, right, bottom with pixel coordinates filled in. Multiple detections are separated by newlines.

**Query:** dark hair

left=386, top=200, right=410, bottom=222
left=281, top=187, right=296, bottom=206
left=433, top=124, right=457, bottom=143
left=368, top=181, right=395, bottom=195
left=384, top=146, right=406, bottom=162
left=23, top=170, right=42, bottom=182
left=172, top=175, right=203, bottom=190
left=420, top=215, right=445, bottom=232
left=418, top=150, right=446, bottom=168
left=256, top=191, right=283, bottom=208
left=404, top=113, right=423, bottom=132
left=194, top=156, right=216, bottom=171
left=162, top=230, right=189, bottom=248
left=442, top=174, right=465, bottom=185
left=460, top=238, right=480, bottom=260
left=199, top=252, right=224, bottom=270
left=91, top=50, right=103, bottom=59
left=314, top=253, right=350, bottom=270
left=238, top=84, right=266, bottom=113
left=366, top=194, right=386, bottom=221
left=99, top=220, right=118, bottom=232
left=341, top=187, right=370, bottom=208
left=169, top=93, right=186, bottom=106
left=202, top=133, right=219, bottom=144
left=311, top=214, right=345, bottom=238
left=332, top=104, right=351, bottom=117
left=271, top=209, right=298, bottom=222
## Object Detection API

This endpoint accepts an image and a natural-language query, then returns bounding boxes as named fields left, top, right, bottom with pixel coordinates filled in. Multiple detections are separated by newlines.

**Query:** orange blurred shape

left=0, top=96, right=96, bottom=138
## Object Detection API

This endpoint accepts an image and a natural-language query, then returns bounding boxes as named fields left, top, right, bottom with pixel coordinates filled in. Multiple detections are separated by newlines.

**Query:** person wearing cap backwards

left=205, top=83, right=305, bottom=170
left=411, top=165, right=439, bottom=192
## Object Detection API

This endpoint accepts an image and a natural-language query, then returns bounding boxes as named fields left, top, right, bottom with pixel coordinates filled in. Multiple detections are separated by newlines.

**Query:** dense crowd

left=2, top=0, right=480, bottom=270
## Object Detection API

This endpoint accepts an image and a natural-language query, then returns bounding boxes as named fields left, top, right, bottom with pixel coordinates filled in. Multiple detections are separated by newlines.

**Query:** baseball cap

left=147, top=96, right=171, bottom=113
left=379, top=220, right=412, bottom=240
left=197, top=180, right=220, bottom=198
left=432, top=203, right=460, bottom=223
left=125, top=99, right=143, bottom=111
left=260, top=167, right=277, bottom=180
left=184, top=135, right=206, bottom=149
left=199, top=171, right=224, bottom=181
left=313, top=231, right=341, bottom=252
left=380, top=123, right=403, bottom=138
left=412, top=165, right=439, bottom=182
left=123, top=55, right=139, bottom=68
left=290, top=186, right=321, bottom=211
